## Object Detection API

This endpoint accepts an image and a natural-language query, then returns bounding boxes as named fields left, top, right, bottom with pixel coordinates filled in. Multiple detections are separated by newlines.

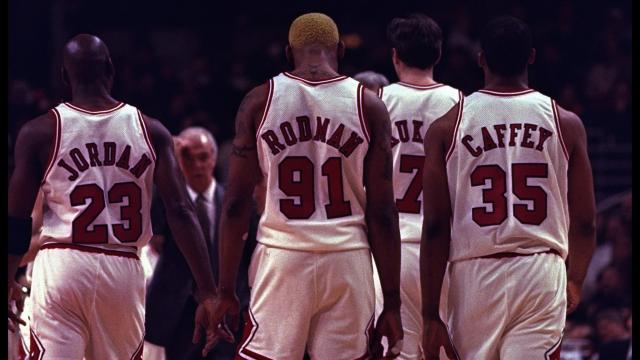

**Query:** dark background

left=7, top=1, right=632, bottom=358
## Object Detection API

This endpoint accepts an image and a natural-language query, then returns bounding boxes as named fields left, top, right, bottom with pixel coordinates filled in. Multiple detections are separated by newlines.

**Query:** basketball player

left=420, top=16, right=596, bottom=359
left=210, top=13, right=403, bottom=359
left=374, top=14, right=462, bottom=359
left=7, top=34, right=226, bottom=359
left=353, top=70, right=390, bottom=93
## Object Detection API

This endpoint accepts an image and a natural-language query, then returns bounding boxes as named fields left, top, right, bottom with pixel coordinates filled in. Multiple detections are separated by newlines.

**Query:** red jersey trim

left=239, top=348, right=274, bottom=360
left=445, top=92, right=465, bottom=162
left=477, top=89, right=536, bottom=96
left=40, top=243, right=139, bottom=259
left=255, top=78, right=274, bottom=139
left=551, top=100, right=569, bottom=161
left=357, top=84, right=371, bottom=143
left=238, top=308, right=269, bottom=359
left=41, top=109, right=62, bottom=186
left=130, top=337, right=144, bottom=360
left=283, top=72, right=348, bottom=86
left=397, top=82, right=445, bottom=90
left=544, top=334, right=563, bottom=360
left=64, top=101, right=125, bottom=115
left=29, top=329, right=46, bottom=360
left=136, top=109, right=157, bottom=161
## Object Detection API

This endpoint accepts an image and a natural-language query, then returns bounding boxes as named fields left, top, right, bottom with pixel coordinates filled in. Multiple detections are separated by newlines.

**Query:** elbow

left=571, top=219, right=596, bottom=241
left=223, top=194, right=252, bottom=219
left=366, top=205, right=399, bottom=230
left=423, top=219, right=449, bottom=243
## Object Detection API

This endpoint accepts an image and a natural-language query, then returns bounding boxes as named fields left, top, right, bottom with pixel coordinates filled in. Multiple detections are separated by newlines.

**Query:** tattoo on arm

left=231, top=144, right=256, bottom=158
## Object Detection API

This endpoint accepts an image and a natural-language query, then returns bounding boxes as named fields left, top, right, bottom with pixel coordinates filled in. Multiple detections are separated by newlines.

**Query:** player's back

left=256, top=72, right=370, bottom=251
left=381, top=82, right=461, bottom=243
left=40, top=102, right=156, bottom=255
left=446, top=89, right=569, bottom=261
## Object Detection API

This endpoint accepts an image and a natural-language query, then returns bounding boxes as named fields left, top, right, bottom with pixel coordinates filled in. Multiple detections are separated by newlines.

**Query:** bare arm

left=217, top=84, right=267, bottom=297
left=144, top=114, right=216, bottom=298
left=8, top=113, right=54, bottom=288
left=558, top=106, right=596, bottom=297
left=420, top=104, right=458, bottom=321
left=362, top=89, right=402, bottom=309
left=19, top=190, right=45, bottom=266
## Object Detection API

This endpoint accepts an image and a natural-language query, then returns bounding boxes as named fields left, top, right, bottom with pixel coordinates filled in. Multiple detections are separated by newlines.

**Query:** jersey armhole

left=551, top=99, right=569, bottom=161
left=357, top=83, right=371, bottom=143
left=41, top=108, right=62, bottom=186
left=136, top=109, right=157, bottom=162
left=255, top=78, right=274, bottom=139
left=377, top=86, right=384, bottom=99
left=445, top=92, right=464, bottom=162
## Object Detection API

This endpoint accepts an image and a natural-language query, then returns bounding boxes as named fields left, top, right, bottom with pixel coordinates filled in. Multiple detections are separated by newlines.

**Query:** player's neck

left=70, top=84, right=118, bottom=109
left=483, top=72, right=530, bottom=92
left=397, top=67, right=436, bottom=86
left=291, top=58, right=340, bottom=81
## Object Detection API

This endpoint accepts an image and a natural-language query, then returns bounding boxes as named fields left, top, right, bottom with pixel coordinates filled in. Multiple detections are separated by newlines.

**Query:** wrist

left=218, top=285, right=236, bottom=298
left=193, top=287, right=216, bottom=303
left=422, top=306, right=442, bottom=322
left=383, top=290, right=401, bottom=310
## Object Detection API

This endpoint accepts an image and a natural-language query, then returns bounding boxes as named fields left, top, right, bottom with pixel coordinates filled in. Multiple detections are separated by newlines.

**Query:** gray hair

left=179, top=126, right=218, bottom=155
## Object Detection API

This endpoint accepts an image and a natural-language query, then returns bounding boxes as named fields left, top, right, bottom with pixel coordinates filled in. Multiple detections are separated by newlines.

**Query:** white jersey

left=446, top=89, right=570, bottom=261
left=381, top=82, right=461, bottom=243
left=40, top=102, right=156, bottom=255
left=256, top=72, right=370, bottom=251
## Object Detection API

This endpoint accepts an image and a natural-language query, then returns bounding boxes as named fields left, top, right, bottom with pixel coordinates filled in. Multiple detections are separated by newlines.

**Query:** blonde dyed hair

left=288, top=13, right=339, bottom=48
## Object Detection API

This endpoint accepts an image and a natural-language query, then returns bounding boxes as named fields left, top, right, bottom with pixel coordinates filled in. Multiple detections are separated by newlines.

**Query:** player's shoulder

left=135, top=110, right=172, bottom=150
left=17, top=109, right=57, bottom=142
left=553, top=101, right=586, bottom=153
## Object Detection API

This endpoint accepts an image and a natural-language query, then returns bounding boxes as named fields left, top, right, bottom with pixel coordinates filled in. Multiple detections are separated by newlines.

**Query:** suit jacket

left=144, top=183, right=257, bottom=348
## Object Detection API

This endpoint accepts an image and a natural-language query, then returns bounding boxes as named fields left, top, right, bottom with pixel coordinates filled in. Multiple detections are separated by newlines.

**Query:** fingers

left=201, top=330, right=220, bottom=357
left=368, top=328, right=383, bottom=359
left=385, top=339, right=403, bottom=359
left=444, top=340, right=457, bottom=359
left=229, top=312, right=240, bottom=332
left=192, top=322, right=203, bottom=344
left=219, top=321, right=235, bottom=343
left=8, top=310, right=26, bottom=333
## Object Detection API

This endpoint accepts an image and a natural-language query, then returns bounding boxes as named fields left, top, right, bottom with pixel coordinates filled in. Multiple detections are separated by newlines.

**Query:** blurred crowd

left=7, top=1, right=631, bottom=359
left=8, top=1, right=631, bottom=192
left=562, top=192, right=632, bottom=359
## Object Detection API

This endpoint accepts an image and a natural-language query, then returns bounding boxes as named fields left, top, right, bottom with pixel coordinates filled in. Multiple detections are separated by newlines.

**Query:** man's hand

left=566, top=280, right=582, bottom=314
left=7, top=281, right=26, bottom=333
left=422, top=318, right=455, bottom=360
left=370, top=307, right=404, bottom=359
left=193, top=296, right=238, bottom=357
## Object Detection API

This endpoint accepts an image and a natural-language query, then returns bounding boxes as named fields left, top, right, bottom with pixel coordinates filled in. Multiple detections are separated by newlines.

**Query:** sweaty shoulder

left=555, top=104, right=586, bottom=156
left=362, top=87, right=390, bottom=132
left=139, top=112, right=172, bottom=152
left=238, top=82, right=271, bottom=136
left=18, top=110, right=58, bottom=172
left=427, top=101, right=461, bottom=154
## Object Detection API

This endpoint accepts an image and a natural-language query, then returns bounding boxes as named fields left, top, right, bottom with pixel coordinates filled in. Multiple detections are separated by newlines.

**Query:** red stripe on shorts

left=40, top=243, right=139, bottom=259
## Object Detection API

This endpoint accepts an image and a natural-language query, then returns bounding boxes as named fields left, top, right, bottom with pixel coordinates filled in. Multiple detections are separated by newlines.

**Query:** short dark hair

left=481, top=15, right=533, bottom=77
left=387, top=13, right=442, bottom=70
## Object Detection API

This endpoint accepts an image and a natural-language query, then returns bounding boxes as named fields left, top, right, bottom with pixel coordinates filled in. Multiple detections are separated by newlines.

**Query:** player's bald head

left=62, top=34, right=113, bottom=84
left=288, top=13, right=339, bottom=49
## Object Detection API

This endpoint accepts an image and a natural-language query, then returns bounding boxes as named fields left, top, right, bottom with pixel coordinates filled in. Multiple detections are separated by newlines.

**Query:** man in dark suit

left=145, top=127, right=255, bottom=360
